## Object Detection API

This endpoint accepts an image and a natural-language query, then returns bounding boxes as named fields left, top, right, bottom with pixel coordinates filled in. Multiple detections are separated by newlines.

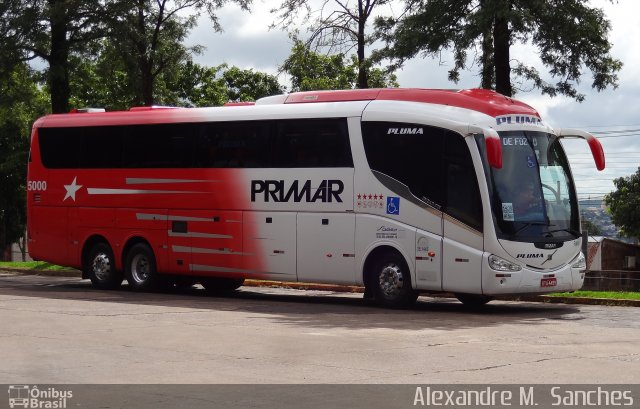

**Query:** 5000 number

left=28, top=180, right=47, bottom=191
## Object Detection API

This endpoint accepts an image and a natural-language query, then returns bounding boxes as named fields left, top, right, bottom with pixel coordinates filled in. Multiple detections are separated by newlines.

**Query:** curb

left=3, top=267, right=639, bottom=307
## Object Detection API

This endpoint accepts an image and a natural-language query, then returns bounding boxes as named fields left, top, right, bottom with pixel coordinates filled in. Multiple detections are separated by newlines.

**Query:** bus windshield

left=487, top=131, right=580, bottom=241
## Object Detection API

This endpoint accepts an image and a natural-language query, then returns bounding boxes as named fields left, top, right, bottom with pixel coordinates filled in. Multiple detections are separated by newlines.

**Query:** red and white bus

left=27, top=88, right=605, bottom=307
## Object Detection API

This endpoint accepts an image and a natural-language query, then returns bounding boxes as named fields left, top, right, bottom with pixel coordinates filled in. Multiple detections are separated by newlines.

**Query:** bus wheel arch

left=82, top=236, right=123, bottom=290
left=122, top=237, right=160, bottom=291
left=363, top=245, right=418, bottom=308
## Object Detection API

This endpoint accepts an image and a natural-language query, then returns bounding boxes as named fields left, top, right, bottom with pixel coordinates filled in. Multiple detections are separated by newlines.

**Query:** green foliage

left=581, top=220, right=603, bottom=236
left=173, top=61, right=285, bottom=106
left=548, top=291, right=640, bottom=301
left=604, top=168, right=640, bottom=240
left=0, top=261, right=70, bottom=271
left=173, top=61, right=229, bottom=107
left=105, top=0, right=202, bottom=106
left=221, top=65, right=285, bottom=102
left=375, top=0, right=622, bottom=100
left=70, top=57, right=284, bottom=109
left=69, top=42, right=134, bottom=111
left=0, top=0, right=109, bottom=112
left=0, top=63, right=48, bottom=257
left=271, top=0, right=396, bottom=88
left=281, top=39, right=397, bottom=91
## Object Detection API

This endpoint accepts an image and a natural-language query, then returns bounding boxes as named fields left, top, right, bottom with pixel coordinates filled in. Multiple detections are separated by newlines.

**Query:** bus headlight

left=571, top=252, right=586, bottom=270
left=489, top=255, right=522, bottom=272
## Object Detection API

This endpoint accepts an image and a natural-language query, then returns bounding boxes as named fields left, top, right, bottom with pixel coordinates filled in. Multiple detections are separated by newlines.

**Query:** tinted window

left=444, top=135, right=483, bottom=231
left=38, top=127, right=82, bottom=168
left=362, top=121, right=482, bottom=231
left=79, top=126, right=124, bottom=168
left=197, top=122, right=272, bottom=168
left=38, top=118, right=353, bottom=169
left=362, top=122, right=444, bottom=206
left=122, top=124, right=195, bottom=168
left=273, top=119, right=352, bottom=167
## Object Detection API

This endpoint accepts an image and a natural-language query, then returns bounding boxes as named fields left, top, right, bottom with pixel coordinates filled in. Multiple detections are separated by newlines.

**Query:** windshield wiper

left=512, top=221, right=552, bottom=237
left=544, top=228, right=580, bottom=237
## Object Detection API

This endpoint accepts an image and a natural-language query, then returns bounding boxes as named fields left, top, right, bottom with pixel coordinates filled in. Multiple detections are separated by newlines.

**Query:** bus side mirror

left=556, top=128, right=606, bottom=171
left=468, top=126, right=502, bottom=169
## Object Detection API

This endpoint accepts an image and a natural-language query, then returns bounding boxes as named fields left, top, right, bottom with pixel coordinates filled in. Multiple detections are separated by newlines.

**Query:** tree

left=581, top=220, right=603, bottom=236
left=221, top=65, right=285, bottom=102
left=0, top=63, right=48, bottom=260
left=375, top=0, right=622, bottom=101
left=281, top=39, right=397, bottom=91
left=0, top=0, right=108, bottom=113
left=106, top=0, right=250, bottom=106
left=604, top=168, right=640, bottom=241
left=173, top=62, right=285, bottom=106
left=271, top=0, right=395, bottom=89
left=69, top=41, right=134, bottom=110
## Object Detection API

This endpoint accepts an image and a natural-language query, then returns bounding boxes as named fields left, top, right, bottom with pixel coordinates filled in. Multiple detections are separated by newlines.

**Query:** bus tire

left=86, top=242, right=122, bottom=290
left=201, top=277, right=245, bottom=295
left=371, top=252, right=418, bottom=308
left=455, top=293, right=493, bottom=307
left=125, top=243, right=159, bottom=291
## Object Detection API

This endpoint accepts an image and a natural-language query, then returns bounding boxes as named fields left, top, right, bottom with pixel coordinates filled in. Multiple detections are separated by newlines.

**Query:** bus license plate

left=541, top=278, right=557, bottom=288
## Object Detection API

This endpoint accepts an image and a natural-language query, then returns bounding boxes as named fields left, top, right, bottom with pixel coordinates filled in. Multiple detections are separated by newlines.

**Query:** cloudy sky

left=186, top=0, right=640, bottom=201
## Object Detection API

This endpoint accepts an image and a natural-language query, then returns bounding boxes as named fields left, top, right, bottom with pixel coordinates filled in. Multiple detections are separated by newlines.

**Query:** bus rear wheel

left=455, top=293, right=493, bottom=307
left=200, top=277, right=245, bottom=294
left=125, top=243, right=159, bottom=291
left=86, top=242, right=122, bottom=290
left=370, top=252, right=418, bottom=308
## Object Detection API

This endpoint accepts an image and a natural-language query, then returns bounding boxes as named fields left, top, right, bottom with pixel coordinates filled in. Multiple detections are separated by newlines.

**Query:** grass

left=0, top=261, right=70, bottom=271
left=548, top=291, right=640, bottom=300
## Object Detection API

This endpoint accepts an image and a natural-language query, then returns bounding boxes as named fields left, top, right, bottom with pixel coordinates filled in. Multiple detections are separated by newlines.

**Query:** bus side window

left=272, top=118, right=352, bottom=168
left=39, top=127, right=82, bottom=169
left=443, top=133, right=483, bottom=231
left=79, top=126, right=124, bottom=168
left=197, top=122, right=271, bottom=168
left=361, top=121, right=444, bottom=207
left=123, top=123, right=195, bottom=168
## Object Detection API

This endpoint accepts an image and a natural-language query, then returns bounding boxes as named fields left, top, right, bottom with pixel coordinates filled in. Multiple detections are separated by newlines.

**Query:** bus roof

left=259, top=88, right=540, bottom=118
left=33, top=88, right=539, bottom=129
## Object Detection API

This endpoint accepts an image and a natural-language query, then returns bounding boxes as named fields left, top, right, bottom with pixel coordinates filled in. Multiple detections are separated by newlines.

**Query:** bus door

left=441, top=136, right=484, bottom=294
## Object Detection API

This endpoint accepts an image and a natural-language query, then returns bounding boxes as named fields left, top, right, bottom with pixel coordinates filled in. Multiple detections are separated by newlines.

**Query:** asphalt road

left=1, top=272, right=639, bottom=384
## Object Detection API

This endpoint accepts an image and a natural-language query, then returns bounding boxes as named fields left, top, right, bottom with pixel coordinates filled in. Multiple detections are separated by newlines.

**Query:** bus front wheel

left=125, top=243, right=159, bottom=291
left=86, top=242, right=122, bottom=290
left=370, top=252, right=418, bottom=308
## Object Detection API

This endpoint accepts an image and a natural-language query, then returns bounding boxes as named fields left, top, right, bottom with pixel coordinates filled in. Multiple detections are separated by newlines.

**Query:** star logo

left=63, top=177, right=83, bottom=201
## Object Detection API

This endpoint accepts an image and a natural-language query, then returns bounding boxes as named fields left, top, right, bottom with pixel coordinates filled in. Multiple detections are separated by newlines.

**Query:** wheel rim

left=378, top=262, right=403, bottom=298
left=130, top=253, right=150, bottom=284
left=92, top=252, right=111, bottom=281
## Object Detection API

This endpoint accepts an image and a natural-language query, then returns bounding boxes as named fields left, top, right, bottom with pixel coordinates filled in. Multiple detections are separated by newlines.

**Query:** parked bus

left=26, top=88, right=605, bottom=307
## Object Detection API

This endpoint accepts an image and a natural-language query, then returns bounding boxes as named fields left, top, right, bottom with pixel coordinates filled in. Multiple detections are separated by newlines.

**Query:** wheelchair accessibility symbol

left=386, top=196, right=400, bottom=215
